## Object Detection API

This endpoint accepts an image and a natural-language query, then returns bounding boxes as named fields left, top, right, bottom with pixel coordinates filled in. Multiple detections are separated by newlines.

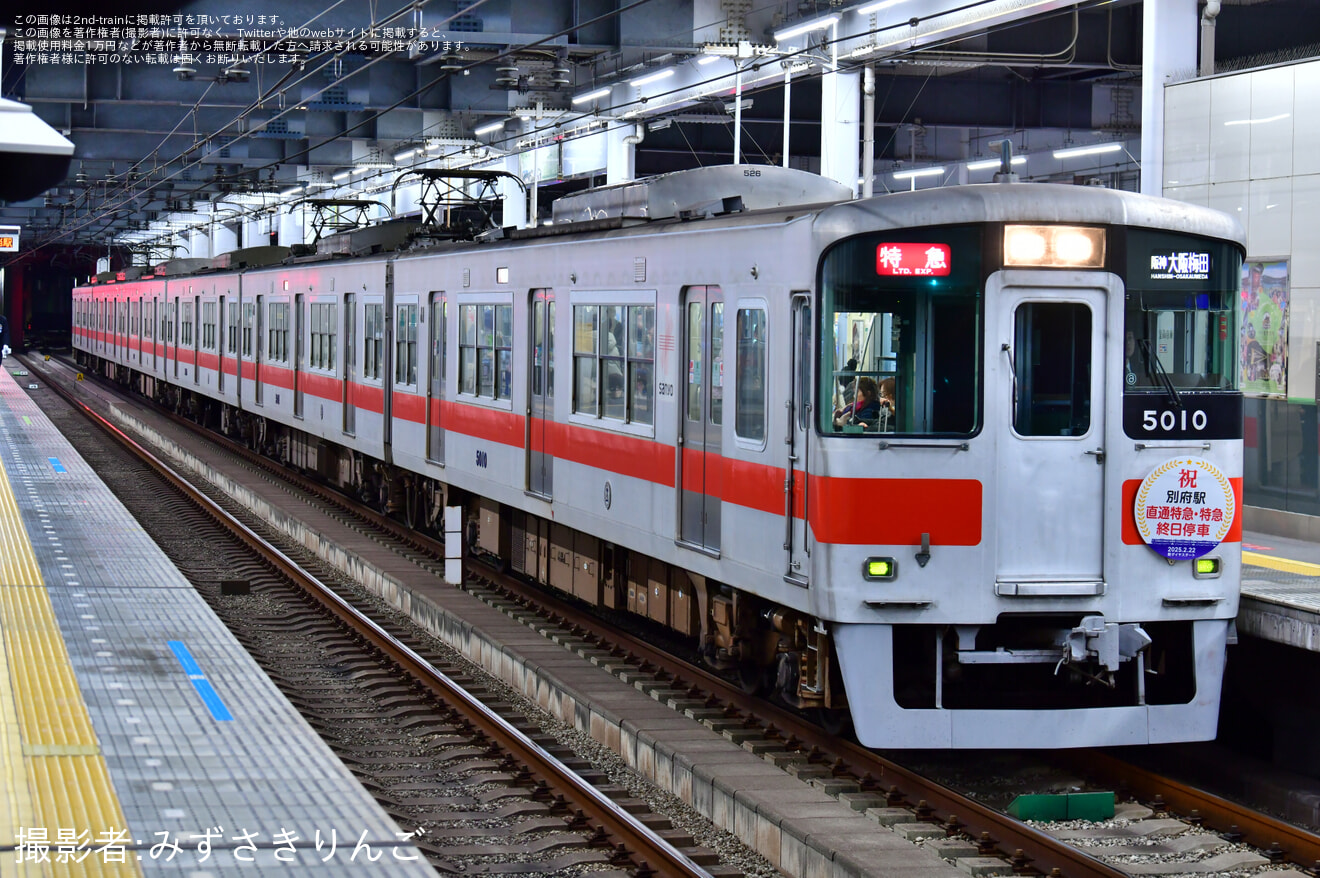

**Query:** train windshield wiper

left=1139, top=338, right=1182, bottom=409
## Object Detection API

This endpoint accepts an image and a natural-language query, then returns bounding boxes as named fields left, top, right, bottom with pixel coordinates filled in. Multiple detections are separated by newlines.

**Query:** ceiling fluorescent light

left=1223, top=113, right=1290, bottom=127
left=1053, top=142, right=1122, bottom=159
left=474, top=120, right=506, bottom=136
left=280, top=186, right=304, bottom=198
left=774, top=14, right=839, bottom=42
left=572, top=87, right=611, bottom=105
left=966, top=156, right=1026, bottom=171
left=856, top=0, right=907, bottom=14
left=630, top=69, right=674, bottom=88
left=893, top=166, right=945, bottom=180
left=393, top=148, right=417, bottom=162
left=332, top=170, right=352, bottom=181
left=697, top=55, right=720, bottom=65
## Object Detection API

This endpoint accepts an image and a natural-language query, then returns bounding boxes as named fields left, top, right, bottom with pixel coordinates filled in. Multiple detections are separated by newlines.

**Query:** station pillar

left=820, top=68, right=861, bottom=197
left=1141, top=0, right=1198, bottom=195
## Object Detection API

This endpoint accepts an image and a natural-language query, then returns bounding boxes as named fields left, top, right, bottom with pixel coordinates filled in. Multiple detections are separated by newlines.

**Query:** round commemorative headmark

left=1133, top=458, right=1235, bottom=561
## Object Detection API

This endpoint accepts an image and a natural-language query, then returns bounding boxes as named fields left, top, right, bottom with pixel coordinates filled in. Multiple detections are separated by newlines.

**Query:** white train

left=74, top=166, right=1245, bottom=748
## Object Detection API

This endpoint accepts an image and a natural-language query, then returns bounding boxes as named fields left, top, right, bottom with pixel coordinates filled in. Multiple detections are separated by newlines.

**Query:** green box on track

left=1007, top=791, right=1114, bottom=822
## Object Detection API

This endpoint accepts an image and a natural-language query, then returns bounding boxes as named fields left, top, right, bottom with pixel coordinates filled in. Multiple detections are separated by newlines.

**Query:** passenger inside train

left=833, top=375, right=884, bottom=430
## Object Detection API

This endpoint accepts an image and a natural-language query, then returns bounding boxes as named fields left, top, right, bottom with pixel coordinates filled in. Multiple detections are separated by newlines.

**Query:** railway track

left=25, top=353, right=722, bottom=878
left=27, top=351, right=1320, bottom=878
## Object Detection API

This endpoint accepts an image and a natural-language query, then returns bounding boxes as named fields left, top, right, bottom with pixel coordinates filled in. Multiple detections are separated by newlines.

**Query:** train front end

left=810, top=186, right=1245, bottom=748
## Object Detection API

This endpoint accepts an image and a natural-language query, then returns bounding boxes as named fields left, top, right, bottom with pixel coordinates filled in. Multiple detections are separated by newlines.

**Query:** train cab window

left=1122, top=229, right=1241, bottom=393
left=1012, top=302, right=1092, bottom=437
left=819, top=226, right=982, bottom=437
left=736, top=308, right=767, bottom=442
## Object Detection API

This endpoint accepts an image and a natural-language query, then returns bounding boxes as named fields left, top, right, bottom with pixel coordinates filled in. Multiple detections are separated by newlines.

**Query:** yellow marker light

left=864, top=557, right=897, bottom=580
left=1194, top=557, right=1221, bottom=578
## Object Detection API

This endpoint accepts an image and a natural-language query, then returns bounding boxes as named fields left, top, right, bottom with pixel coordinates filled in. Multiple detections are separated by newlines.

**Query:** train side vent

left=634, top=257, right=647, bottom=283
left=463, top=268, right=471, bottom=288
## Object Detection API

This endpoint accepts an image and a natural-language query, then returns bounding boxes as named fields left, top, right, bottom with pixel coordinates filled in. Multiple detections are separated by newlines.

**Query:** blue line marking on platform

left=168, top=640, right=234, bottom=721
left=190, top=679, right=235, bottom=721
left=48, top=457, right=67, bottom=473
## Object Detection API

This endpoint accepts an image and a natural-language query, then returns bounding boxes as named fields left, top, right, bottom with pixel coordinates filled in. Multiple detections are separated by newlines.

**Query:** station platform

left=1240, top=530, right=1320, bottom=653
left=0, top=364, right=432, bottom=875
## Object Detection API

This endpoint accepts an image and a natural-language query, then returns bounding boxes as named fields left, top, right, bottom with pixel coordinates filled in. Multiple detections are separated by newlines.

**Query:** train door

left=218, top=295, right=227, bottom=392
left=294, top=293, right=305, bottom=417
left=426, top=292, right=445, bottom=462
left=527, top=289, right=553, bottom=496
left=678, top=285, right=724, bottom=553
left=170, top=297, right=179, bottom=379
left=254, top=294, right=264, bottom=405
left=343, top=293, right=356, bottom=435
left=191, top=296, right=200, bottom=384
left=786, top=293, right=812, bottom=585
left=996, top=281, right=1108, bottom=585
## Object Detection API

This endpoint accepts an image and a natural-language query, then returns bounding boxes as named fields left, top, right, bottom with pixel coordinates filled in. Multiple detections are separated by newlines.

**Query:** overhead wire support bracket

left=394, top=168, right=526, bottom=239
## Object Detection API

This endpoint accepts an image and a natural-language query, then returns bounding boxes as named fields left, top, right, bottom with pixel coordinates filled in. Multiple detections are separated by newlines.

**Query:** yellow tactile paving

left=0, top=463, right=42, bottom=588
left=1243, top=549, right=1320, bottom=577
left=0, top=456, right=140, bottom=877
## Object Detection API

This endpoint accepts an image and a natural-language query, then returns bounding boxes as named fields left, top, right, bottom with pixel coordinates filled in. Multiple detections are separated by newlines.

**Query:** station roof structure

left=2, top=0, right=1318, bottom=255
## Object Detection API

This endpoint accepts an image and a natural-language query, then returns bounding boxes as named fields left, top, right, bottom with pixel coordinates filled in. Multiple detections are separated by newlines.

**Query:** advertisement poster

left=1240, top=258, right=1290, bottom=397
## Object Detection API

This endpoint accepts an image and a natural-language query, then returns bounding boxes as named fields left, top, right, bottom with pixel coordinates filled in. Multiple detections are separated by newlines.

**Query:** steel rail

left=26, top=355, right=714, bottom=878
left=476, top=562, right=1133, bottom=878
left=1068, top=750, right=1320, bottom=868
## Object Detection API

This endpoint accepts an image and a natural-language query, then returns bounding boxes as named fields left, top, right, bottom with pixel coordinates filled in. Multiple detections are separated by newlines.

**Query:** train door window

left=736, top=307, right=767, bottom=442
left=181, top=300, right=193, bottom=346
left=628, top=305, right=655, bottom=425
left=268, top=302, right=289, bottom=362
left=1012, top=302, right=1091, bottom=437
left=573, top=305, right=599, bottom=414
left=395, top=303, right=418, bottom=386
left=364, top=302, right=384, bottom=380
left=710, top=303, right=724, bottom=426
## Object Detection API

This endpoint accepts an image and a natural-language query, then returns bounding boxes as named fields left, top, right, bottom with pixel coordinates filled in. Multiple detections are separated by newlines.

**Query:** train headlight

left=1193, top=557, right=1221, bottom=578
left=864, top=557, right=897, bottom=580
left=1004, top=225, right=1106, bottom=269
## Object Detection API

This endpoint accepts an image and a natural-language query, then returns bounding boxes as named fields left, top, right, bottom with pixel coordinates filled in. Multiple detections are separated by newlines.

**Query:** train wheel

left=814, top=707, right=854, bottom=740
left=403, top=480, right=420, bottom=530
left=737, top=661, right=770, bottom=696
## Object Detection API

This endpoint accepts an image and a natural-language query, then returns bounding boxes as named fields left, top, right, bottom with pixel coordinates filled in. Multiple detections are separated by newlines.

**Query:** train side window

left=228, top=302, right=240, bottom=354
left=394, top=304, right=418, bottom=386
left=364, top=303, right=384, bottom=380
left=459, top=304, right=477, bottom=394
left=1013, top=302, right=1091, bottom=437
left=311, top=302, right=338, bottom=371
left=573, top=305, right=600, bottom=414
left=242, top=302, right=256, bottom=357
left=736, top=307, right=767, bottom=442
left=628, top=305, right=655, bottom=426
left=203, top=301, right=217, bottom=349
left=268, top=302, right=290, bottom=363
